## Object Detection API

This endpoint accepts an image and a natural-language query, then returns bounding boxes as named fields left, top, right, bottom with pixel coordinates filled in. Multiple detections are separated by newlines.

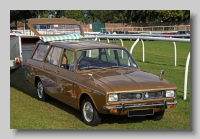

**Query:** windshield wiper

left=79, top=66, right=106, bottom=70
left=110, top=66, right=128, bottom=69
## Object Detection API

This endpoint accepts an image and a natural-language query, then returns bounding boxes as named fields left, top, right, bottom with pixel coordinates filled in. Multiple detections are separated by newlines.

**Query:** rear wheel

left=81, top=97, right=102, bottom=126
left=146, top=110, right=165, bottom=121
left=36, top=79, right=48, bottom=101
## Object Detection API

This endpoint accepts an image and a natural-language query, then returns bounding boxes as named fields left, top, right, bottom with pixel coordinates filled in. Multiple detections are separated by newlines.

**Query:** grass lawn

left=10, top=40, right=190, bottom=129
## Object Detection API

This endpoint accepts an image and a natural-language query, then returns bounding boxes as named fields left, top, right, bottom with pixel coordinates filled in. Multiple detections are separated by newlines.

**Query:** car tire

left=36, top=79, right=48, bottom=101
left=81, top=97, right=102, bottom=126
left=146, top=110, right=165, bottom=121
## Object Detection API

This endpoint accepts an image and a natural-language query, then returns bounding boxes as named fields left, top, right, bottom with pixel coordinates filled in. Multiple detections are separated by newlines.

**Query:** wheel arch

left=79, top=92, right=100, bottom=113
left=34, top=76, right=41, bottom=87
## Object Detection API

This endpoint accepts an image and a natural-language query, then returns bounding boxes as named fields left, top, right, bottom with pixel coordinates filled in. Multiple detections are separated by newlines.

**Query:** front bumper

left=103, top=100, right=177, bottom=112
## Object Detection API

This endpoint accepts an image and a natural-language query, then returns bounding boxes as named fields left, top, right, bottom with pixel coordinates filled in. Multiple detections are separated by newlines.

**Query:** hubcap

left=37, top=82, right=43, bottom=99
left=83, top=102, right=93, bottom=122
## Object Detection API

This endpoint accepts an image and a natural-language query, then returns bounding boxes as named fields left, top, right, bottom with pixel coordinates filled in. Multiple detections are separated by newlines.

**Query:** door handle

left=55, top=71, right=59, bottom=74
left=40, top=66, right=44, bottom=69
left=57, top=87, right=63, bottom=92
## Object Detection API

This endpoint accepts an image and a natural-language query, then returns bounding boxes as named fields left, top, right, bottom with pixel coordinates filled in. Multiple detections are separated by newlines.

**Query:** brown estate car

left=25, top=18, right=177, bottom=126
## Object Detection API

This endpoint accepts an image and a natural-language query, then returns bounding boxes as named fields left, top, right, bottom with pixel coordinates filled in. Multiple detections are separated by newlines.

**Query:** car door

left=56, top=49, right=77, bottom=108
left=41, top=46, right=62, bottom=98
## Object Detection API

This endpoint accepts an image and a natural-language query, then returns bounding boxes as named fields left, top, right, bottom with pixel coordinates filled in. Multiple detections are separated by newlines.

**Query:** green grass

left=10, top=40, right=190, bottom=129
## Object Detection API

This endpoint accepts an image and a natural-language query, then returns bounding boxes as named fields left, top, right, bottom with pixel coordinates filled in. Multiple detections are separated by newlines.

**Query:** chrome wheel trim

left=37, top=82, right=43, bottom=99
left=83, top=102, right=93, bottom=122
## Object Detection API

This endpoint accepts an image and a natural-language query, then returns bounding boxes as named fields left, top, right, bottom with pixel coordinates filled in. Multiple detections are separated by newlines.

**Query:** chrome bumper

left=103, top=100, right=177, bottom=112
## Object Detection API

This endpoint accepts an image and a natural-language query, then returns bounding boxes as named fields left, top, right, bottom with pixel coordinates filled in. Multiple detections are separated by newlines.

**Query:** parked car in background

left=161, top=32, right=177, bottom=38
left=116, top=30, right=128, bottom=34
left=176, top=30, right=190, bottom=35
left=25, top=18, right=178, bottom=126
left=100, top=31, right=111, bottom=34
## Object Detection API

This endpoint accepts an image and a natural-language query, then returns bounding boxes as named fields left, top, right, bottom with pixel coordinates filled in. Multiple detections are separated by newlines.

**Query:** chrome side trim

left=103, top=100, right=177, bottom=110
left=28, top=64, right=105, bottom=96
left=72, top=80, right=105, bottom=96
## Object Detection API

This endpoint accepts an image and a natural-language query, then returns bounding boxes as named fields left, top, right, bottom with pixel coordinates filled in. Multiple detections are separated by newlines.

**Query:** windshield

left=76, top=48, right=138, bottom=71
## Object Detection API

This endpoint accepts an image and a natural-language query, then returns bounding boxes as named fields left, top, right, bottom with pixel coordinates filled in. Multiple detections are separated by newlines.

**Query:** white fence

left=101, top=25, right=190, bottom=32
left=11, top=29, right=101, bottom=37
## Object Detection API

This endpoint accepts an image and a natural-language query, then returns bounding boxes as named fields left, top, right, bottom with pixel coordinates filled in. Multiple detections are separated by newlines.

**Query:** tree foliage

left=10, top=10, right=190, bottom=29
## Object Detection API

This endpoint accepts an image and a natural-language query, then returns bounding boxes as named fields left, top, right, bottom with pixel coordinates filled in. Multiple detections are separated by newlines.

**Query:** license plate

left=128, top=109, right=154, bottom=117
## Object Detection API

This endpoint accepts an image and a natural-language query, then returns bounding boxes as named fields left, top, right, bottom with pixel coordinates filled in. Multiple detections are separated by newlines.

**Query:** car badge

left=136, top=93, right=141, bottom=99
left=144, top=92, right=149, bottom=98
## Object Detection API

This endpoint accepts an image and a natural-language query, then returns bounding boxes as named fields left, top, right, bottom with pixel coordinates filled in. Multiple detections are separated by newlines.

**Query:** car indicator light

left=15, top=58, right=20, bottom=67
left=169, top=104, right=174, bottom=108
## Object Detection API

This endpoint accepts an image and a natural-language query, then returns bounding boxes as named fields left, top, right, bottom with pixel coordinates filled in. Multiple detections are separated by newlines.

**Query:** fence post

left=141, top=39, right=145, bottom=62
left=119, top=39, right=124, bottom=58
left=184, top=52, right=190, bottom=100
left=119, top=39, right=124, bottom=47
left=173, top=42, right=177, bottom=66
left=94, top=36, right=98, bottom=41
left=107, top=38, right=110, bottom=43
left=130, top=38, right=140, bottom=55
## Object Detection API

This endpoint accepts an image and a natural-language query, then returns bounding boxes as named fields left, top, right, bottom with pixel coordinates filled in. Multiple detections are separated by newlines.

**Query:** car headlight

left=166, top=90, right=175, bottom=97
left=108, top=94, right=118, bottom=102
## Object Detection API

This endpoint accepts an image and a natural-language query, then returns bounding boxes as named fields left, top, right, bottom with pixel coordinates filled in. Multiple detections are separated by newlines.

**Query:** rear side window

left=45, top=46, right=62, bottom=66
left=60, top=49, right=74, bottom=71
left=32, top=44, right=49, bottom=61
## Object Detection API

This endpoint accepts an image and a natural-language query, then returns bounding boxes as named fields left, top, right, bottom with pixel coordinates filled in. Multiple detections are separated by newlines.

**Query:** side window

left=32, top=44, right=49, bottom=61
left=45, top=46, right=62, bottom=66
left=61, top=49, right=74, bottom=71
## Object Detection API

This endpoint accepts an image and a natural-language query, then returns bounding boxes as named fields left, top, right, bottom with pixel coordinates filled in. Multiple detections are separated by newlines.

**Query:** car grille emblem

left=136, top=93, right=141, bottom=99
left=144, top=92, right=149, bottom=98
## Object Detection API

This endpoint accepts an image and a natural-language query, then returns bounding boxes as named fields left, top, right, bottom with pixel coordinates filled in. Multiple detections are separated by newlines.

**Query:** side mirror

left=87, top=73, right=93, bottom=79
left=87, top=73, right=95, bottom=82
left=159, top=70, right=164, bottom=78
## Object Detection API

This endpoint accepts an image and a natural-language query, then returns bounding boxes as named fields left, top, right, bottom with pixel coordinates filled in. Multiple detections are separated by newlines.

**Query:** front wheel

left=81, top=97, right=102, bottom=126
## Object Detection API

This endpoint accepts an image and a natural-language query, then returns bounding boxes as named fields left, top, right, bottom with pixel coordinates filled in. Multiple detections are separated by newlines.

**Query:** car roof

left=45, top=40, right=124, bottom=51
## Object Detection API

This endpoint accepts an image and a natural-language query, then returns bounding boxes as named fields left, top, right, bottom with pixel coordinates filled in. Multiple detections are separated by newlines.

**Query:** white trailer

left=10, top=35, right=23, bottom=70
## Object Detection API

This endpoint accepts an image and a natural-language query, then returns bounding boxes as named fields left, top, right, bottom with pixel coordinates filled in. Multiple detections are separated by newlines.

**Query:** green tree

left=182, top=10, right=190, bottom=21
left=84, top=10, right=99, bottom=23
left=10, top=10, right=35, bottom=30
left=10, top=10, right=190, bottom=29
left=65, top=10, right=84, bottom=22
left=10, top=10, right=48, bottom=29
left=157, top=10, right=186, bottom=22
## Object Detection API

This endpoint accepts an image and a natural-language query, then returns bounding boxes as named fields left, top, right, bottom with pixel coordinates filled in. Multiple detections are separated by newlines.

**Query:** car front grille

left=118, top=91, right=163, bottom=101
